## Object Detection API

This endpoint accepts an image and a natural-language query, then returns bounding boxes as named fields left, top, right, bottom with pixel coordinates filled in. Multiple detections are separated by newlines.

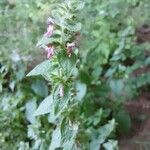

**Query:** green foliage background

left=0, top=0, right=150, bottom=150
left=0, top=0, right=53, bottom=149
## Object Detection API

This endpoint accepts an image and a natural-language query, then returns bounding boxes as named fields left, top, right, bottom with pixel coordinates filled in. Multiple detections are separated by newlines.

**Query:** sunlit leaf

left=27, top=60, right=51, bottom=77
left=31, top=80, right=48, bottom=97
left=75, top=82, right=87, bottom=101
left=34, top=95, right=53, bottom=116
left=49, top=126, right=61, bottom=150
left=25, top=99, right=37, bottom=124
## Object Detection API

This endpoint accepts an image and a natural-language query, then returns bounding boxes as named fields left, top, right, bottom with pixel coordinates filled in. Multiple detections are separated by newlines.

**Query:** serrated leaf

left=34, top=95, right=53, bottom=116
left=65, top=22, right=81, bottom=32
left=48, top=88, right=71, bottom=124
left=57, top=51, right=77, bottom=75
left=27, top=60, right=51, bottom=77
left=61, top=120, right=79, bottom=150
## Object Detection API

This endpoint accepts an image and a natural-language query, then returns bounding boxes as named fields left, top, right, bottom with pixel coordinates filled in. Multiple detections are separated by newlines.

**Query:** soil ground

left=119, top=92, right=150, bottom=150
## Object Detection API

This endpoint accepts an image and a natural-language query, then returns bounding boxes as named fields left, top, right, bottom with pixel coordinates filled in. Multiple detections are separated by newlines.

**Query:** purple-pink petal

left=44, top=24, right=54, bottom=38
left=45, top=46, right=54, bottom=59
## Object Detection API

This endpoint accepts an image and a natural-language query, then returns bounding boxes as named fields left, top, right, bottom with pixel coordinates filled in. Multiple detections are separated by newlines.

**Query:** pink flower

left=45, top=45, right=54, bottom=59
left=59, top=85, right=64, bottom=97
left=44, top=24, right=54, bottom=38
left=67, top=42, right=75, bottom=57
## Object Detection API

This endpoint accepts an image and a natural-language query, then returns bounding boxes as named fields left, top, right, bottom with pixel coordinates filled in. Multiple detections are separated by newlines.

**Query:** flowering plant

left=27, top=0, right=117, bottom=149
left=27, top=0, right=149, bottom=149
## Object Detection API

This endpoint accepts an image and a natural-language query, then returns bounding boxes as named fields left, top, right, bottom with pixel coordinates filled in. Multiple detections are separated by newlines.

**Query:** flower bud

left=44, top=24, right=54, bottom=38
left=44, top=45, right=54, bottom=58
left=67, top=42, right=75, bottom=57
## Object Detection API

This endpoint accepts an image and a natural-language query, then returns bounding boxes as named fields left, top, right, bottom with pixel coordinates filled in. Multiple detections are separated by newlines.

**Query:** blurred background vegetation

left=0, top=0, right=54, bottom=149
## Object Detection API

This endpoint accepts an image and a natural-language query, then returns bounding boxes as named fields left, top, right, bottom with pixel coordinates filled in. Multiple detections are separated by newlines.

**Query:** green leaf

left=37, top=36, right=61, bottom=47
left=9, top=81, right=16, bottom=92
left=109, top=80, right=124, bottom=96
left=75, top=1, right=85, bottom=10
left=34, top=95, right=53, bottom=116
left=115, top=110, right=131, bottom=133
left=105, top=67, right=117, bottom=77
left=25, top=99, right=37, bottom=124
left=65, top=22, right=82, bottom=32
left=0, top=82, right=2, bottom=93
left=49, top=126, right=61, bottom=150
left=110, top=54, right=122, bottom=61
left=48, top=106, right=57, bottom=124
left=86, top=109, right=103, bottom=126
left=103, top=140, right=119, bottom=150
left=68, top=1, right=85, bottom=11
left=145, top=57, right=150, bottom=65
left=57, top=51, right=77, bottom=75
left=136, top=73, right=150, bottom=88
left=48, top=88, right=71, bottom=124
left=93, top=109, right=103, bottom=126
left=61, top=120, right=79, bottom=150
left=27, top=60, right=51, bottom=77
left=31, top=80, right=48, bottom=97
left=75, top=82, right=87, bottom=101
left=79, top=70, right=91, bottom=85
left=15, top=61, right=26, bottom=81
left=90, top=119, right=116, bottom=150
left=98, top=119, right=116, bottom=145
left=98, top=43, right=110, bottom=58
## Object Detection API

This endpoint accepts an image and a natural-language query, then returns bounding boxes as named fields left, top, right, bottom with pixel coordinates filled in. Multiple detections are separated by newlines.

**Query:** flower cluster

left=41, top=18, right=77, bottom=97
left=43, top=18, right=76, bottom=59
left=42, top=17, right=77, bottom=97
left=42, top=18, right=55, bottom=59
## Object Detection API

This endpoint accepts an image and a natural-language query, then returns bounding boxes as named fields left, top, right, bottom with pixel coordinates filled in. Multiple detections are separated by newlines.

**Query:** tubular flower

left=67, top=42, right=75, bottom=57
left=45, top=45, right=54, bottom=59
left=44, top=24, right=54, bottom=38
